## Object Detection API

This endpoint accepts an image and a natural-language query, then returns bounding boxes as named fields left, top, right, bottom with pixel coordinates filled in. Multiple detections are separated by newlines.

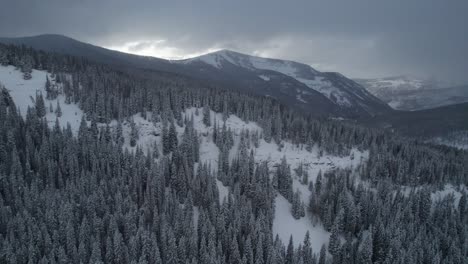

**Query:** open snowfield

left=0, top=65, right=83, bottom=134
left=273, top=195, right=329, bottom=250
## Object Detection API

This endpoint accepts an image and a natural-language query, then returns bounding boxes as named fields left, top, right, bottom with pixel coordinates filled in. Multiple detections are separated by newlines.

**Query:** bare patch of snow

left=431, top=184, right=467, bottom=207
left=388, top=100, right=402, bottom=109
left=273, top=195, right=329, bottom=251
left=0, top=65, right=84, bottom=134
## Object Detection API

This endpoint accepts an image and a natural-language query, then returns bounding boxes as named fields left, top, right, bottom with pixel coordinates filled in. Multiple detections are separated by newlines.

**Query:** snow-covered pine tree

left=130, top=118, right=139, bottom=147
left=35, top=92, right=46, bottom=117
left=55, top=100, right=62, bottom=117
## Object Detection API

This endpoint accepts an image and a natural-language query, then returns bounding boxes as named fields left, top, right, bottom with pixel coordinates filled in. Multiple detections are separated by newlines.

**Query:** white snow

left=249, top=57, right=304, bottom=75
left=0, top=65, right=84, bottom=134
left=175, top=51, right=357, bottom=107
left=194, top=53, right=226, bottom=68
left=170, top=108, right=368, bottom=250
left=360, top=77, right=426, bottom=93
left=247, top=141, right=367, bottom=185
left=388, top=100, right=402, bottom=109
left=399, top=184, right=466, bottom=207
left=296, top=94, right=307, bottom=103
left=248, top=57, right=352, bottom=106
left=2, top=65, right=369, bottom=252
left=297, top=77, right=351, bottom=106
left=216, top=180, right=229, bottom=203
left=431, top=184, right=467, bottom=207
left=178, top=50, right=240, bottom=69
left=429, top=131, right=468, bottom=150
left=273, top=195, right=330, bottom=251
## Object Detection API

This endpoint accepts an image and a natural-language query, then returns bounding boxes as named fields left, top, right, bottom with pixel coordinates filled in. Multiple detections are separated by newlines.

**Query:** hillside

left=357, top=76, right=468, bottom=110
left=175, top=50, right=391, bottom=117
left=365, top=102, right=468, bottom=137
left=0, top=34, right=392, bottom=118
left=1, top=38, right=467, bottom=264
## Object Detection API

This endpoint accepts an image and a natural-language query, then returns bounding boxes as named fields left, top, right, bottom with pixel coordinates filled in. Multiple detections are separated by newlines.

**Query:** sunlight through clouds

left=105, top=39, right=222, bottom=60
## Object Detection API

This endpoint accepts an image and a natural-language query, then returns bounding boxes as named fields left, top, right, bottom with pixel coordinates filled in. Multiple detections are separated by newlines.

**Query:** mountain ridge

left=171, top=48, right=391, bottom=117
left=356, top=76, right=468, bottom=110
left=0, top=34, right=392, bottom=118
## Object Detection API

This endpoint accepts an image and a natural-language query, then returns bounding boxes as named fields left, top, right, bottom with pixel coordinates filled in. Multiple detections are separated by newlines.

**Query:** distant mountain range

left=173, top=50, right=391, bottom=117
left=2, top=34, right=468, bottom=140
left=356, top=76, right=468, bottom=111
left=0, top=34, right=391, bottom=118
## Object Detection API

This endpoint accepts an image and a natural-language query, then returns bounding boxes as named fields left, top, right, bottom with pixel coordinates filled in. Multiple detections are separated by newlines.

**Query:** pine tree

left=292, top=190, right=305, bottom=219
left=21, top=56, right=33, bottom=80
left=315, top=170, right=322, bottom=195
left=459, top=192, right=467, bottom=220
left=45, top=75, right=52, bottom=99
left=0, top=48, right=8, bottom=65
left=203, top=105, right=211, bottom=127
left=90, top=239, right=103, bottom=264
left=302, top=231, right=313, bottom=264
left=276, top=157, right=293, bottom=200
left=115, top=120, right=124, bottom=145
left=318, top=245, right=327, bottom=264
left=168, top=121, right=178, bottom=152
left=328, top=224, right=340, bottom=257
left=285, top=236, right=294, bottom=264
left=130, top=118, right=139, bottom=147
left=358, top=234, right=373, bottom=264
left=35, top=92, right=46, bottom=117
left=55, top=100, right=62, bottom=117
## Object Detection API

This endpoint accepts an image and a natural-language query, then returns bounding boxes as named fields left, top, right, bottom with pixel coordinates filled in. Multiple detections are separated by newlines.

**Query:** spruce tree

left=35, top=92, right=46, bottom=117
left=55, top=100, right=62, bottom=117
left=130, top=118, right=139, bottom=147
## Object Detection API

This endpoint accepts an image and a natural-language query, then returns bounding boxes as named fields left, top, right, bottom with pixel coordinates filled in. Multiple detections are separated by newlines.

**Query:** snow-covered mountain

left=356, top=76, right=430, bottom=93
left=0, top=35, right=391, bottom=118
left=174, top=50, right=391, bottom=117
left=0, top=63, right=367, bottom=250
left=356, top=76, right=468, bottom=110
left=2, top=36, right=468, bottom=263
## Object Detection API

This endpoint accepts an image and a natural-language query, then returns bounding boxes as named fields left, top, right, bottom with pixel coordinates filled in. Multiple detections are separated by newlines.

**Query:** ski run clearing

left=1, top=64, right=464, bottom=251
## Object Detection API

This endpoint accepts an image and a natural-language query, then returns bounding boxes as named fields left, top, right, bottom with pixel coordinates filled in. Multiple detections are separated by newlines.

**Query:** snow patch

left=431, top=184, right=466, bottom=207
left=273, top=195, right=329, bottom=251
left=0, top=65, right=84, bottom=134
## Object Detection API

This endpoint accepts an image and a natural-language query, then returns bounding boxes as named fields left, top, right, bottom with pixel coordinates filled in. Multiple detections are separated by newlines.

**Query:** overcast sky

left=1, top=0, right=467, bottom=81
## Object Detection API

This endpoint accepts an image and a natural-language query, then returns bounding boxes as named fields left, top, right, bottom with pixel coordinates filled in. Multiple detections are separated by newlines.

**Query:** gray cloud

left=1, top=0, right=467, bottom=82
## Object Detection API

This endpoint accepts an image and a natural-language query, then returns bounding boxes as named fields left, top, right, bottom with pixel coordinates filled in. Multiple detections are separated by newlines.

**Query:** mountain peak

left=0, top=34, right=391, bottom=117
left=0, top=34, right=82, bottom=45
left=174, top=48, right=389, bottom=115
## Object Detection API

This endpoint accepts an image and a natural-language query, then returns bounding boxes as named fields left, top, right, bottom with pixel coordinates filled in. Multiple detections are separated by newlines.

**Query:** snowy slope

left=180, top=50, right=349, bottom=107
left=176, top=50, right=390, bottom=116
left=428, top=131, right=468, bottom=150
left=114, top=106, right=369, bottom=249
left=0, top=65, right=83, bottom=134
left=273, top=195, right=329, bottom=251
left=0, top=35, right=390, bottom=118
left=357, top=76, right=428, bottom=94
left=399, top=184, right=467, bottom=208
left=357, top=76, right=468, bottom=110
left=0, top=63, right=373, bottom=252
